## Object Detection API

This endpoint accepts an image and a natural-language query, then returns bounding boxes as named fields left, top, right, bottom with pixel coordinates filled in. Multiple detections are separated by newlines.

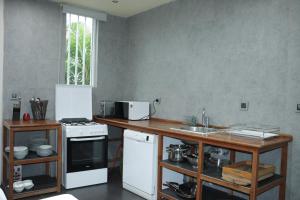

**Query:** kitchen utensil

left=166, top=144, right=191, bottom=162
left=208, top=147, right=230, bottom=168
left=5, top=146, right=28, bottom=159
left=11, top=94, right=21, bottom=121
left=183, top=153, right=198, bottom=168
left=227, top=123, right=280, bottom=139
left=22, top=113, right=31, bottom=121
left=36, top=145, right=53, bottom=157
left=22, top=180, right=34, bottom=190
left=13, top=181, right=24, bottom=193
left=164, top=181, right=197, bottom=199
left=30, top=100, right=48, bottom=120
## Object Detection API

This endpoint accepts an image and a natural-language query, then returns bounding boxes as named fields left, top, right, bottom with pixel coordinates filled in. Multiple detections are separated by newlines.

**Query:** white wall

left=0, top=0, right=4, bottom=183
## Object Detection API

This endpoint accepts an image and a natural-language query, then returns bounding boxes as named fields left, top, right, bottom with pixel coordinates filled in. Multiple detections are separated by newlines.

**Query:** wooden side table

left=2, top=120, right=62, bottom=200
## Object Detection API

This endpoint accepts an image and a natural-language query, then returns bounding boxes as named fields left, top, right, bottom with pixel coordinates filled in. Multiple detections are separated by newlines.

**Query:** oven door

left=67, top=135, right=108, bottom=173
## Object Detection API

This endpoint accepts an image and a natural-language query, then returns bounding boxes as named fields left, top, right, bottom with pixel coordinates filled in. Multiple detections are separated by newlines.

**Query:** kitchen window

left=65, top=13, right=98, bottom=86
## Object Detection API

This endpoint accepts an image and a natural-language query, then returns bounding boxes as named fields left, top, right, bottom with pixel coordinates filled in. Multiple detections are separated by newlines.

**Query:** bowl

left=5, top=146, right=28, bottom=160
left=36, top=145, right=53, bottom=157
left=13, top=181, right=24, bottom=193
left=23, top=180, right=34, bottom=190
left=30, top=137, right=47, bottom=152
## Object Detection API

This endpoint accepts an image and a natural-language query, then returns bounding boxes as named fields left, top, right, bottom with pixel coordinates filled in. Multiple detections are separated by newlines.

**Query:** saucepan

left=166, top=144, right=191, bottom=162
left=164, top=181, right=197, bottom=199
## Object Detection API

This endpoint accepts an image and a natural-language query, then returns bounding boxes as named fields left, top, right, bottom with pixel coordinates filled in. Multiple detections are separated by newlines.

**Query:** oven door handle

left=70, top=136, right=106, bottom=142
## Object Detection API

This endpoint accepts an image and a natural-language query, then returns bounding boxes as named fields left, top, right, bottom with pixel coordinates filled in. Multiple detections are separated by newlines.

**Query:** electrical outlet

left=240, top=101, right=249, bottom=111
left=297, top=104, right=300, bottom=113
left=154, top=98, right=161, bottom=105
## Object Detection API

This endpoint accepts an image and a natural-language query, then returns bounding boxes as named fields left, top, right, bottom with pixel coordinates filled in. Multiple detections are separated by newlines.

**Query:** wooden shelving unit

left=160, top=185, right=247, bottom=200
left=94, top=117, right=293, bottom=200
left=157, top=136, right=289, bottom=200
left=160, top=160, right=197, bottom=178
left=2, top=120, right=62, bottom=200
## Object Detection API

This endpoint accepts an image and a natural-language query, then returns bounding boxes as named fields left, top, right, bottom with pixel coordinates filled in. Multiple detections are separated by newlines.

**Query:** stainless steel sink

left=170, top=126, right=217, bottom=134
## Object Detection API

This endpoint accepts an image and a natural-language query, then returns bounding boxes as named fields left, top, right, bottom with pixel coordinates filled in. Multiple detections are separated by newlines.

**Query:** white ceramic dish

left=13, top=181, right=24, bottom=193
left=37, top=145, right=53, bottom=157
left=23, top=180, right=34, bottom=190
left=30, top=137, right=47, bottom=152
left=5, top=146, right=29, bottom=159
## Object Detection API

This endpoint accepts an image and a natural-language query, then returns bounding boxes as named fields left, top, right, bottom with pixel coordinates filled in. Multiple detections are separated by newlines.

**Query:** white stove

left=61, top=118, right=108, bottom=138
left=55, top=85, right=108, bottom=189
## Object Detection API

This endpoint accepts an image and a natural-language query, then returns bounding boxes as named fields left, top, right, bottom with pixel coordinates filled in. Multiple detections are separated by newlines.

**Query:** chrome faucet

left=202, top=108, right=209, bottom=128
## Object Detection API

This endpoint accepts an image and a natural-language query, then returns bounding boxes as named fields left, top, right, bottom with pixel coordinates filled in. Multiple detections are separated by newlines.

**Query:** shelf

left=2, top=175, right=58, bottom=199
left=160, top=188, right=184, bottom=200
left=202, top=166, right=283, bottom=194
left=4, top=151, right=58, bottom=165
left=161, top=185, right=247, bottom=200
left=160, top=160, right=198, bottom=178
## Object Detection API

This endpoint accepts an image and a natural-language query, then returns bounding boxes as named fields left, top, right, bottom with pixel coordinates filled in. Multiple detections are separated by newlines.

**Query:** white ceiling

left=53, top=0, right=175, bottom=18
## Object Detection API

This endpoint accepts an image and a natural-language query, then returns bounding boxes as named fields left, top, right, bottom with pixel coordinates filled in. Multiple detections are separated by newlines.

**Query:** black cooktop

left=60, top=118, right=91, bottom=124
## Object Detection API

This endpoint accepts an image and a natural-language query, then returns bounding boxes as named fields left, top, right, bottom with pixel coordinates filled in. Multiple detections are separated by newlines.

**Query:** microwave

left=115, top=101, right=150, bottom=120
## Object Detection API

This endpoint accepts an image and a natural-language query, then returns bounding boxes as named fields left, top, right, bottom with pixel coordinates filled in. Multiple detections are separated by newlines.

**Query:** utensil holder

left=30, top=100, right=48, bottom=120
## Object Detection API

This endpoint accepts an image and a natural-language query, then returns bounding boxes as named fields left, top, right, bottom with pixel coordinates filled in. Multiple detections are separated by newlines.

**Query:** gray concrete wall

left=92, top=15, right=128, bottom=114
left=125, top=0, right=300, bottom=199
left=3, top=0, right=64, bottom=177
left=3, top=0, right=63, bottom=120
left=2, top=0, right=127, bottom=177
left=0, top=0, right=4, bottom=184
left=3, top=0, right=127, bottom=119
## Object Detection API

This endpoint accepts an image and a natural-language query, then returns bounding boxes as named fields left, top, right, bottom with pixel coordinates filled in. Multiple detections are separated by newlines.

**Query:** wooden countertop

left=3, top=120, right=61, bottom=131
left=95, top=117, right=293, bottom=153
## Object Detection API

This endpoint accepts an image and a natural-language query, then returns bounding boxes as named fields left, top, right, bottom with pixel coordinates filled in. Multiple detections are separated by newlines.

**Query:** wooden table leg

left=2, top=126, right=7, bottom=186
left=157, top=135, right=163, bottom=199
left=229, top=150, right=236, bottom=195
left=279, top=144, right=288, bottom=200
left=45, top=130, right=50, bottom=176
left=250, top=150, right=259, bottom=200
left=56, top=127, right=62, bottom=193
left=8, top=129, right=14, bottom=200
left=230, top=150, right=236, bottom=163
left=196, top=142, right=204, bottom=200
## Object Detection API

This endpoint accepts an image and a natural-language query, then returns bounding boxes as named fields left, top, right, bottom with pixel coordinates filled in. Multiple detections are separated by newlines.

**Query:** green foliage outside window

left=65, top=22, right=92, bottom=85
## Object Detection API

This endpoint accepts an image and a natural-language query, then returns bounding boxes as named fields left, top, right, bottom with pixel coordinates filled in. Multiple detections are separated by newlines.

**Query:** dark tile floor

left=26, top=169, right=144, bottom=200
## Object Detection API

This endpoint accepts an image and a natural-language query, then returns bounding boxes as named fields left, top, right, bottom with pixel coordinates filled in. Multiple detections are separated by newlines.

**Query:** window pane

left=65, top=13, right=93, bottom=86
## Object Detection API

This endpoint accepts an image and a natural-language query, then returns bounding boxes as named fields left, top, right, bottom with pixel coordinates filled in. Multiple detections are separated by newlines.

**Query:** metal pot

left=183, top=154, right=198, bottom=169
left=166, top=144, right=190, bottom=162
left=164, top=181, right=197, bottom=199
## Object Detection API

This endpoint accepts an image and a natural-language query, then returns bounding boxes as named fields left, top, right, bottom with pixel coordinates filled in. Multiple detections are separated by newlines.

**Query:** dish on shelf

left=13, top=181, right=24, bottom=193
left=30, top=137, right=47, bottom=152
left=36, top=145, right=53, bottom=157
left=23, top=180, right=34, bottom=190
left=5, top=146, right=29, bottom=160
left=227, top=123, right=280, bottom=139
left=13, top=180, right=34, bottom=192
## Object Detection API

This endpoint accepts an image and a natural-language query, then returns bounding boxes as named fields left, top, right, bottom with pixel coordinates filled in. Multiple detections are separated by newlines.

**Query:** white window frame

left=62, top=5, right=106, bottom=87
